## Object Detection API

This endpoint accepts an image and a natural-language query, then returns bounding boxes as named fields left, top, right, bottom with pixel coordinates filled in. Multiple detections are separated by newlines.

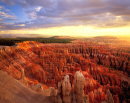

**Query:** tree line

left=0, top=38, right=73, bottom=46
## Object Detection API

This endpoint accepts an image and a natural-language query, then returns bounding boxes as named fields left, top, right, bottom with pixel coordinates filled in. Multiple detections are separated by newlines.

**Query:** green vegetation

left=0, top=38, right=73, bottom=46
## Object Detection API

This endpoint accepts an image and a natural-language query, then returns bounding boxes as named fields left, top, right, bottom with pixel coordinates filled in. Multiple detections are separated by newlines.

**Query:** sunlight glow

left=0, top=25, right=130, bottom=40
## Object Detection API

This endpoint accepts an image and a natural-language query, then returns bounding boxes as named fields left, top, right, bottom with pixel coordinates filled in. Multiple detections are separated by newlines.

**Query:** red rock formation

left=73, top=71, right=86, bottom=103
left=62, top=75, right=72, bottom=103
left=0, top=41, right=129, bottom=103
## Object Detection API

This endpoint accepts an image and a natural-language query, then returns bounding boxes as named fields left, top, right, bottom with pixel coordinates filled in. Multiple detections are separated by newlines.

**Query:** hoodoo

left=0, top=41, right=129, bottom=103
left=54, top=72, right=88, bottom=103
left=73, top=71, right=87, bottom=103
left=62, top=75, right=72, bottom=103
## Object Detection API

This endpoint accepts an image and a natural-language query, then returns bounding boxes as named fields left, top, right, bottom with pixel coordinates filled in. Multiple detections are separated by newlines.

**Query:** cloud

left=0, top=5, right=16, bottom=22
left=0, top=0, right=54, bottom=7
left=0, top=11, right=15, bottom=18
left=0, top=0, right=130, bottom=30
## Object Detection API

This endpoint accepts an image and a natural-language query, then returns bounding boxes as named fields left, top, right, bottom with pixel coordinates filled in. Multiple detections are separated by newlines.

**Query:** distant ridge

left=93, top=36, right=117, bottom=39
left=50, top=36, right=76, bottom=39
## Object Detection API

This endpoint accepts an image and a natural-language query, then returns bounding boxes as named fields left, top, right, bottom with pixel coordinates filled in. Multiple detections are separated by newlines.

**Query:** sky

left=0, top=0, right=130, bottom=38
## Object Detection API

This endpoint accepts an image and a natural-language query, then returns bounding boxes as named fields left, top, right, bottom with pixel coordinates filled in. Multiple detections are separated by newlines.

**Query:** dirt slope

left=0, top=70, right=52, bottom=103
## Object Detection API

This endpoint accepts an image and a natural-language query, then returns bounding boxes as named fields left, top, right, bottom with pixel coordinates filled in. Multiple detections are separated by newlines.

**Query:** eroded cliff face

left=0, top=41, right=129, bottom=103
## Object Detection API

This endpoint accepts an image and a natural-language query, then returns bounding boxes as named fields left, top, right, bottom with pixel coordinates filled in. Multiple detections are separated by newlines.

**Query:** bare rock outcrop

left=55, top=71, right=88, bottom=103
left=62, top=75, right=72, bottom=103
left=106, top=90, right=114, bottom=103
left=73, top=71, right=86, bottom=103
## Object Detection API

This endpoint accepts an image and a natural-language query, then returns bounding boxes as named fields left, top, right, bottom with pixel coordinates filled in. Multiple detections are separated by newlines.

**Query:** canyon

left=0, top=38, right=129, bottom=103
